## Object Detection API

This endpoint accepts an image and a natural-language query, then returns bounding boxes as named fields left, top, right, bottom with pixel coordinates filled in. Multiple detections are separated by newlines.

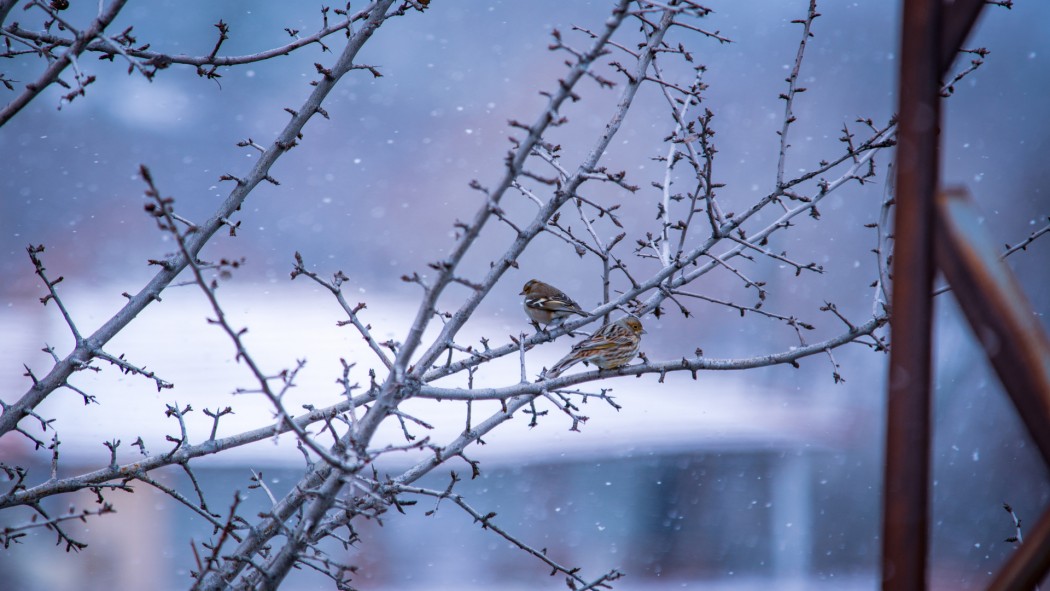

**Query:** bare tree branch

left=0, top=0, right=399, bottom=440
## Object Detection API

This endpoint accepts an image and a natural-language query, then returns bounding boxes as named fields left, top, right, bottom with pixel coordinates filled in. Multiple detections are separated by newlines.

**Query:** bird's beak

left=518, top=289, right=526, bottom=295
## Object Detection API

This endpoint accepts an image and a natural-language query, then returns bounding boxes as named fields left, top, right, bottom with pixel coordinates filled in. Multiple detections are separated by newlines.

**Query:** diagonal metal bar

left=882, top=0, right=942, bottom=588
left=939, top=0, right=987, bottom=73
left=935, top=186, right=1050, bottom=590
left=935, top=187, right=1050, bottom=463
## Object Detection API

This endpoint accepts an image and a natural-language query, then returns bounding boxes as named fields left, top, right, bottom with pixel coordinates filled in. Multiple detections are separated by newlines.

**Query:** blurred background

left=1, top=1, right=1049, bottom=589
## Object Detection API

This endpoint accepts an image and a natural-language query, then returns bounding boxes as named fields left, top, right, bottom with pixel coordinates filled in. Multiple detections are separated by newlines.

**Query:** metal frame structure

left=883, top=1, right=1050, bottom=589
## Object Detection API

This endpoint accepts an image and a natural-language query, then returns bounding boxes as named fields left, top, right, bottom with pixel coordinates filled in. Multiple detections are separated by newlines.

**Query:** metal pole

left=882, top=0, right=941, bottom=588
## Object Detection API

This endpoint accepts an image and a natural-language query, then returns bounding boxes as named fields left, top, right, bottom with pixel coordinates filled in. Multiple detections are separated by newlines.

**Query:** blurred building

left=0, top=284, right=877, bottom=591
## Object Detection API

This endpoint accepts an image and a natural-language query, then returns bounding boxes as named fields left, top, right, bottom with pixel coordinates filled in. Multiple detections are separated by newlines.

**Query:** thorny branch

left=144, top=166, right=359, bottom=471
left=1, top=502, right=115, bottom=551
left=394, top=481, right=624, bottom=588
left=776, top=0, right=820, bottom=196
left=291, top=252, right=395, bottom=371
left=0, top=0, right=129, bottom=126
left=2, top=4, right=375, bottom=71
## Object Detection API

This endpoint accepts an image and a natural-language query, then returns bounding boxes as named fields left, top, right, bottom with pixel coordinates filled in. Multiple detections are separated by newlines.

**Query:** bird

left=520, top=279, right=588, bottom=328
left=545, top=316, right=645, bottom=378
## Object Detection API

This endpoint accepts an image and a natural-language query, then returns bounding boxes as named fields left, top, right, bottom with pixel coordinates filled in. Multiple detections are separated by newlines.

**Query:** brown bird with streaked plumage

left=545, top=316, right=645, bottom=378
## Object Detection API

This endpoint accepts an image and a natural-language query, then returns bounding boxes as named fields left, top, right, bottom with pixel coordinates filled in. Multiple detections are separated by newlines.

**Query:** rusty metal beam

left=935, top=187, right=1050, bottom=463
left=935, top=186, right=1050, bottom=590
left=882, top=0, right=942, bottom=588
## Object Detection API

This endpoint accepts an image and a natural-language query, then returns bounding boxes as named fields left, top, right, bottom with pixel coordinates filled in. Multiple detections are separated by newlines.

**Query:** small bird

left=545, top=316, right=645, bottom=378
left=520, top=279, right=588, bottom=328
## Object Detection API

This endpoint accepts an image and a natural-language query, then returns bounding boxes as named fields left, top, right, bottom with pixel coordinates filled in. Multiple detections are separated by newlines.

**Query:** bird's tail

left=545, top=355, right=579, bottom=378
